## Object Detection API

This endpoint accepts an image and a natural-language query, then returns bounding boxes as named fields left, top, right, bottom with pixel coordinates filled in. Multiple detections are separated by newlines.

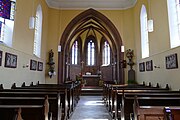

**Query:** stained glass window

left=0, top=0, right=15, bottom=46
left=10, top=1, right=15, bottom=20
left=0, top=22, right=2, bottom=36
left=0, top=0, right=11, bottom=19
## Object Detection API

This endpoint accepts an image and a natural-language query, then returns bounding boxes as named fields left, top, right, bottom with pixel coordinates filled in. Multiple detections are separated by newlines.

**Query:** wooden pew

left=133, top=96, right=180, bottom=120
left=12, top=82, right=81, bottom=119
left=0, top=95, right=51, bottom=120
left=104, top=83, right=148, bottom=109
left=105, top=83, right=169, bottom=118
left=33, top=82, right=79, bottom=117
left=102, top=81, right=115, bottom=103
left=0, top=88, right=65, bottom=120
left=116, top=90, right=180, bottom=120
left=168, top=107, right=180, bottom=120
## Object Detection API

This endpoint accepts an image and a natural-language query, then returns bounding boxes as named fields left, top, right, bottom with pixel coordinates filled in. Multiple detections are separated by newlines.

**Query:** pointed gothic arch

left=58, top=8, right=124, bottom=84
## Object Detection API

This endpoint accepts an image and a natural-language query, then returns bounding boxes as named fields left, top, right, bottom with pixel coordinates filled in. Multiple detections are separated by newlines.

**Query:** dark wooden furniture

left=116, top=90, right=180, bottom=120
left=0, top=93, right=51, bottom=120
left=0, top=81, right=81, bottom=120
left=103, top=83, right=169, bottom=119
left=102, top=82, right=180, bottom=120
left=133, top=96, right=180, bottom=120
left=82, top=75, right=100, bottom=86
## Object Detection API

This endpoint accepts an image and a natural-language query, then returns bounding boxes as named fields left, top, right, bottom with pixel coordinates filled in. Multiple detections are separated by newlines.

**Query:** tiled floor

left=69, top=96, right=112, bottom=120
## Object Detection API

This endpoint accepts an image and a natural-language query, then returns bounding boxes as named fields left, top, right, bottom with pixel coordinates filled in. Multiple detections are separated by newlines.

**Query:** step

left=81, top=86, right=103, bottom=96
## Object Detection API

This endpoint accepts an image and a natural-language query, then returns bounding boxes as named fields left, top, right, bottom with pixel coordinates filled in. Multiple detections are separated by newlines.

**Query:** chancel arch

left=58, top=8, right=124, bottom=84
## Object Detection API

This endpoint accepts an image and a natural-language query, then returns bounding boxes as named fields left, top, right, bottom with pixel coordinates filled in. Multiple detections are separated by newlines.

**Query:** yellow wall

left=134, top=0, right=180, bottom=90
left=45, top=10, right=83, bottom=83
left=0, top=0, right=49, bottom=88
left=46, top=9, right=136, bottom=83
left=1, top=0, right=179, bottom=90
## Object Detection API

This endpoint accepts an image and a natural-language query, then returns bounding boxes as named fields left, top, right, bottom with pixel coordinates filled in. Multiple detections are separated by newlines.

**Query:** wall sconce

left=29, top=0, right=35, bottom=30
left=58, top=45, right=61, bottom=52
left=47, top=49, right=56, bottom=78
left=147, top=0, right=153, bottom=32
left=148, top=19, right=154, bottom=32
left=29, top=16, right=35, bottom=29
left=154, top=65, right=160, bottom=69
left=121, top=45, right=125, bottom=52
left=120, top=46, right=126, bottom=68
left=23, top=64, right=29, bottom=68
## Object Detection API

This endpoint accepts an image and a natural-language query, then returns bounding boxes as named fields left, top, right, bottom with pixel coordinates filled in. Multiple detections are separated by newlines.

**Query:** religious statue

left=47, top=49, right=55, bottom=78
left=126, top=49, right=136, bottom=84
left=126, top=49, right=135, bottom=69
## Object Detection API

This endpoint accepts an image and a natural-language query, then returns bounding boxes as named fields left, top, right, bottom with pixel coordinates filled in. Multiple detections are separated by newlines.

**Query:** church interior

left=0, top=0, right=180, bottom=119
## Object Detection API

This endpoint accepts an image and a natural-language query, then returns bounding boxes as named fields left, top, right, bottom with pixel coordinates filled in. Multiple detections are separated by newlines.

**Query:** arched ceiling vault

left=61, top=8, right=123, bottom=57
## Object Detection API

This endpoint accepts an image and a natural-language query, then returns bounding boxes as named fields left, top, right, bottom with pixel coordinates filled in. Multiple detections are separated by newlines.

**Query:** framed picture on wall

left=146, top=60, right=153, bottom=71
left=0, top=50, right=2, bottom=66
left=139, top=62, right=145, bottom=72
left=4, top=52, right=17, bottom=68
left=37, top=61, right=43, bottom=71
left=165, top=53, right=178, bottom=69
left=30, top=59, right=37, bottom=70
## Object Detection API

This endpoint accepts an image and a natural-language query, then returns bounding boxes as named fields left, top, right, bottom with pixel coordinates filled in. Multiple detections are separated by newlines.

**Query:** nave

left=70, top=96, right=112, bottom=120
left=1, top=81, right=180, bottom=120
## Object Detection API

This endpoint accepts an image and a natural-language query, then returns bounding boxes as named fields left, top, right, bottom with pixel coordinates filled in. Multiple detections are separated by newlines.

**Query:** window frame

left=102, top=40, right=111, bottom=66
left=85, top=35, right=97, bottom=66
left=167, top=0, right=180, bottom=48
left=0, top=0, right=16, bottom=47
left=71, top=40, right=79, bottom=65
left=33, top=4, right=43, bottom=58
left=140, top=4, right=149, bottom=59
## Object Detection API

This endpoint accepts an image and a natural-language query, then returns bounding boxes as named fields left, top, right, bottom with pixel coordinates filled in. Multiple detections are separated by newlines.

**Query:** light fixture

left=58, top=45, right=61, bottom=52
left=23, top=64, right=29, bottom=68
left=29, top=0, right=35, bottom=29
left=148, top=0, right=154, bottom=32
left=121, top=45, right=125, bottom=52
left=48, top=71, right=56, bottom=78
left=29, top=17, right=35, bottom=29
left=148, top=19, right=153, bottom=32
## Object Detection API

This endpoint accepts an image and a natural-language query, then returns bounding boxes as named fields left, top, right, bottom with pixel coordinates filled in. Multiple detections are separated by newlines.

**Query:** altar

left=82, top=75, right=100, bottom=86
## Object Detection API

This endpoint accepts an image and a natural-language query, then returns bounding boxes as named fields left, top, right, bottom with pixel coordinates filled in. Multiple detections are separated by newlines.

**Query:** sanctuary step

left=81, top=86, right=103, bottom=96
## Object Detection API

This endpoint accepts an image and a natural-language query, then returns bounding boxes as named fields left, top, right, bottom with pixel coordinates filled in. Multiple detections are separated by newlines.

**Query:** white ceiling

left=45, top=0, right=137, bottom=10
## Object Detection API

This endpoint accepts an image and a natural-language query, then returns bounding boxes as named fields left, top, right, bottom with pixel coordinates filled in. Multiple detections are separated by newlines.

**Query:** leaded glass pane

left=0, top=0, right=11, bottom=19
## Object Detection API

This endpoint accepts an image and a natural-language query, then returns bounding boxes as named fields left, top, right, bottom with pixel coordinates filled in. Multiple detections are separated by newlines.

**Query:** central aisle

left=69, top=96, right=112, bottom=120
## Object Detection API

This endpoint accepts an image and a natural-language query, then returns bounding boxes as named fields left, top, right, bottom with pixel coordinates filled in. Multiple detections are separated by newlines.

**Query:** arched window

left=140, top=5, right=149, bottom=58
left=167, top=0, right=180, bottom=48
left=87, top=40, right=95, bottom=66
left=33, top=4, right=42, bottom=58
left=102, top=41, right=110, bottom=65
left=0, top=0, right=16, bottom=47
left=71, top=40, right=78, bottom=65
